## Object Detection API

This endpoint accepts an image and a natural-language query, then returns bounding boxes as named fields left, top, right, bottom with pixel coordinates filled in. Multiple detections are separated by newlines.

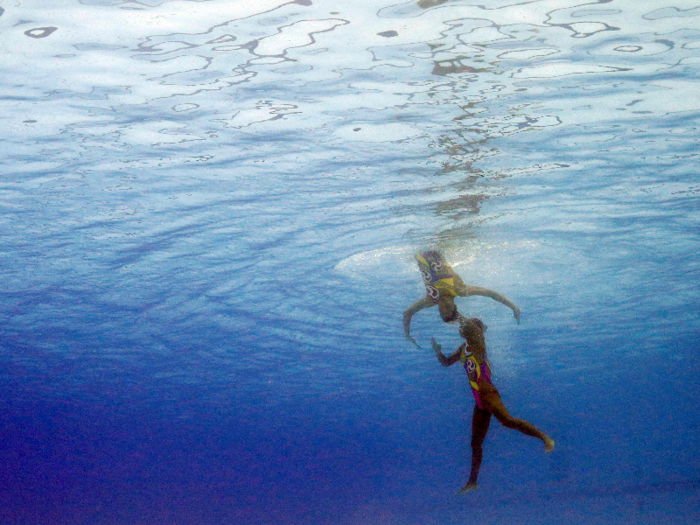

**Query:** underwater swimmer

left=432, top=318, right=554, bottom=494
left=404, top=251, right=520, bottom=347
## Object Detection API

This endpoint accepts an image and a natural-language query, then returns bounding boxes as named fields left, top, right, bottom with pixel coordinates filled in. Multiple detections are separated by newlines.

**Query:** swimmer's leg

left=458, top=405, right=491, bottom=494
left=482, top=392, right=555, bottom=453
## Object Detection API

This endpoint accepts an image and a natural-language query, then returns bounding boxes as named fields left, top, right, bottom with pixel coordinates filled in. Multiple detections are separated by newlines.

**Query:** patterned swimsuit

left=460, top=346, right=494, bottom=410
left=415, top=251, right=459, bottom=305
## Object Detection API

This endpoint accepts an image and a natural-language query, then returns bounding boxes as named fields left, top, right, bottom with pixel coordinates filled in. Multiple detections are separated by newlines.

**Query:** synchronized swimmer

left=404, top=250, right=553, bottom=493
left=432, top=318, right=555, bottom=493
left=403, top=251, right=520, bottom=347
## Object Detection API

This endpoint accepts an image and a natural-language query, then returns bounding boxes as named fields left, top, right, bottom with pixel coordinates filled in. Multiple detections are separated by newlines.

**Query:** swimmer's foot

left=544, top=437, right=555, bottom=453
left=457, top=482, right=478, bottom=494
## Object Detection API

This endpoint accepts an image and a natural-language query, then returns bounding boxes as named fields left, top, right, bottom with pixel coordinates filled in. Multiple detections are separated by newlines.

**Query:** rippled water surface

left=1, top=1, right=699, bottom=523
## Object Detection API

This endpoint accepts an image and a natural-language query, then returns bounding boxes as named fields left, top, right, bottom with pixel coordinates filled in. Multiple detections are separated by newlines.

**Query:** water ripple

left=1, top=0, right=699, bottom=368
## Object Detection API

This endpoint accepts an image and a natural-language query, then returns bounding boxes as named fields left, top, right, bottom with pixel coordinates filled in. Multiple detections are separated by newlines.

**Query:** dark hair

left=472, top=318, right=487, bottom=332
left=442, top=303, right=459, bottom=323
left=459, top=318, right=487, bottom=339
left=423, top=250, right=446, bottom=263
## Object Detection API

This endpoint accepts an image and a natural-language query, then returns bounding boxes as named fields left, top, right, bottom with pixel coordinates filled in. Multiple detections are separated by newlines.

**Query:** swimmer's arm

left=432, top=338, right=463, bottom=367
left=455, top=284, right=521, bottom=324
left=403, top=296, right=434, bottom=347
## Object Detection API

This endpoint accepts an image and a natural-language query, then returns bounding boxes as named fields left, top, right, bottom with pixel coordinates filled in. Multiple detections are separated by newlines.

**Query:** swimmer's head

left=438, top=295, right=458, bottom=322
left=422, top=250, right=446, bottom=262
left=460, top=318, right=487, bottom=346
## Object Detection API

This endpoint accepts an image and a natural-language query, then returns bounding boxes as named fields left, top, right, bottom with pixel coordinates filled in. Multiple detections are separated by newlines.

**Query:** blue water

left=1, top=0, right=699, bottom=523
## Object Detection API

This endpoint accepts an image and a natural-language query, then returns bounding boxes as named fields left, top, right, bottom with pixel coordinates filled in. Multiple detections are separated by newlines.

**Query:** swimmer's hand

left=433, top=338, right=458, bottom=367
left=513, top=306, right=521, bottom=324
left=406, top=335, right=421, bottom=348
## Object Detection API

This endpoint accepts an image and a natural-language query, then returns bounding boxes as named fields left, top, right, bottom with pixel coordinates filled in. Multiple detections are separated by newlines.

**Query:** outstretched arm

left=454, top=283, right=521, bottom=324
left=403, top=296, right=434, bottom=347
left=432, top=338, right=463, bottom=367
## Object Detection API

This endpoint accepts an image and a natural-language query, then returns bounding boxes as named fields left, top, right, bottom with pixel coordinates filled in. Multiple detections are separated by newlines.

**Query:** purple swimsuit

left=460, top=346, right=494, bottom=410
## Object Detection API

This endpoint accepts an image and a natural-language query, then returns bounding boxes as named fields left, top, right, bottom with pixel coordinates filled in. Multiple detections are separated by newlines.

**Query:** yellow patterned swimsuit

left=414, top=251, right=459, bottom=304
left=460, top=345, right=494, bottom=410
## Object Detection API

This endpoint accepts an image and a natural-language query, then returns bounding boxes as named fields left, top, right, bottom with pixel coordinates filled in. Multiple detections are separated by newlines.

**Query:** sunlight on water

left=1, top=0, right=699, bottom=523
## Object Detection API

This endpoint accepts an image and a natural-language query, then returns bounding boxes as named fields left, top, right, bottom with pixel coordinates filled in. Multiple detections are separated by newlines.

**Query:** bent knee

left=495, top=415, right=519, bottom=429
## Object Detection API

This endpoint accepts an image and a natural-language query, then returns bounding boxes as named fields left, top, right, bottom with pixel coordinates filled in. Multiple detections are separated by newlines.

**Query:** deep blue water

left=1, top=0, right=700, bottom=523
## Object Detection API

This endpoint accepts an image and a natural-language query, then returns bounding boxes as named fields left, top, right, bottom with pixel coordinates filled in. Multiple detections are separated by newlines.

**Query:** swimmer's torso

left=460, top=345, right=494, bottom=409
left=415, top=251, right=459, bottom=304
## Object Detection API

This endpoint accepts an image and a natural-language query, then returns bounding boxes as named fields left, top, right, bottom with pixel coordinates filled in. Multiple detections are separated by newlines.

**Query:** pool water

left=1, top=1, right=699, bottom=523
